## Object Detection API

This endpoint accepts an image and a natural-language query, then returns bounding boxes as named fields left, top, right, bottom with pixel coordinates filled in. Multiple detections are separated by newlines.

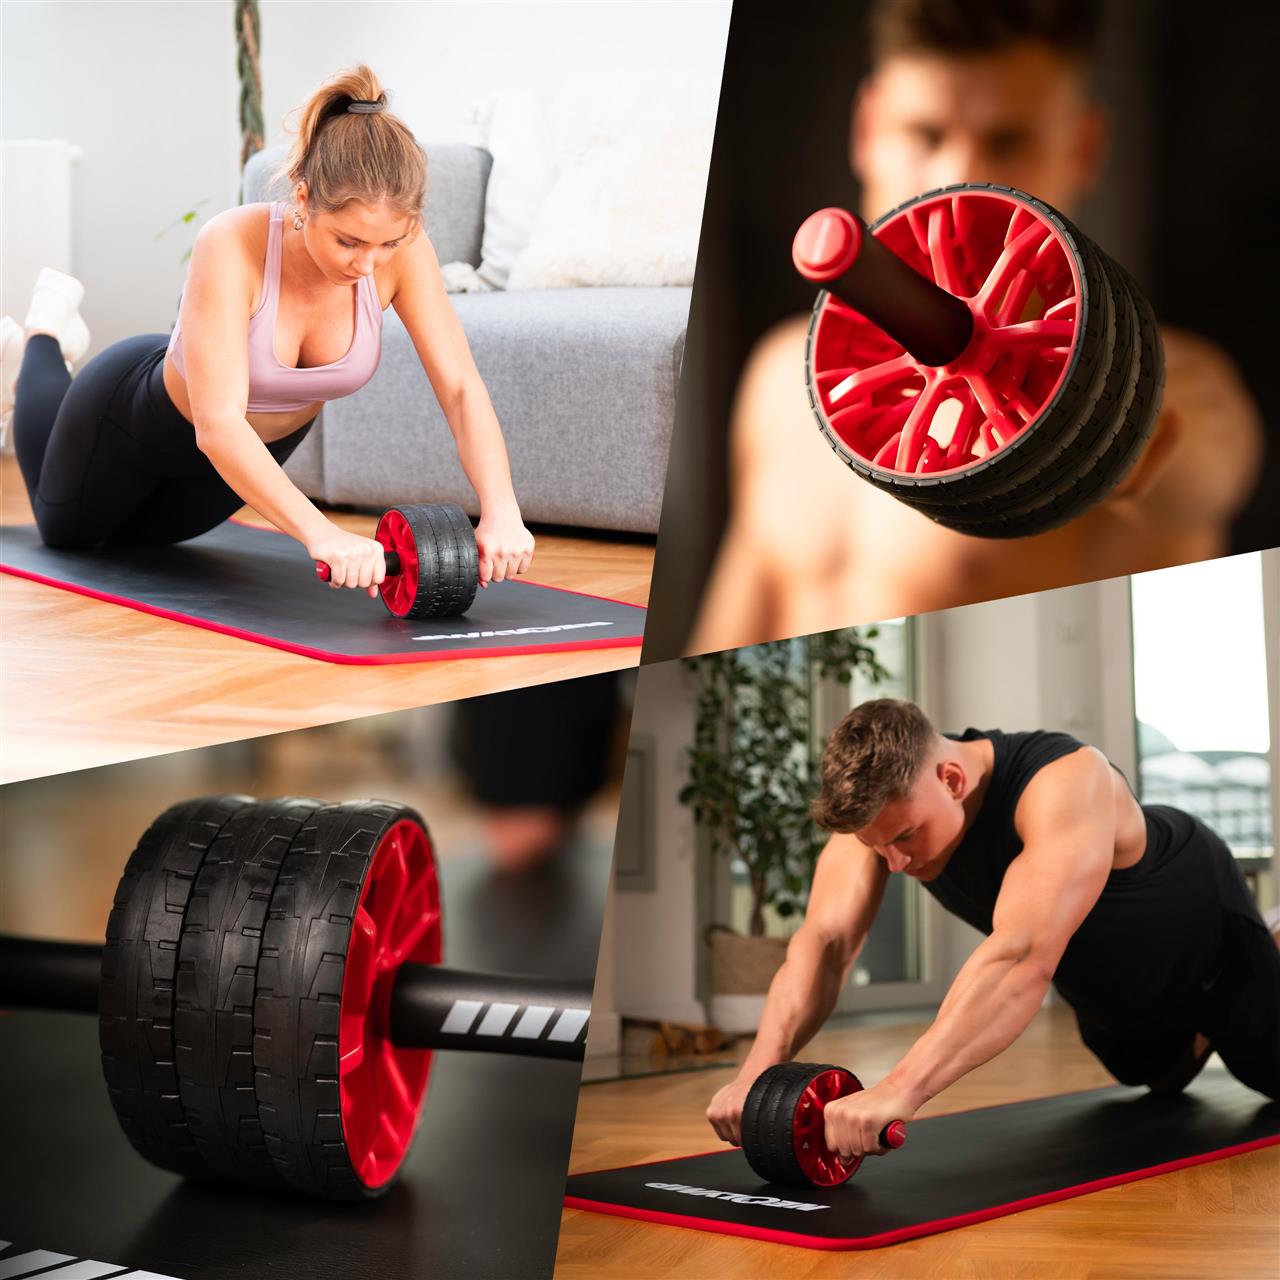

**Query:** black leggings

left=13, top=333, right=312, bottom=549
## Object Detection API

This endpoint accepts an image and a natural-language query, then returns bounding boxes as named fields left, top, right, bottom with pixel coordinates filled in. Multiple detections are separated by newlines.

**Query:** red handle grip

left=315, top=549, right=402, bottom=582
left=793, top=206, right=973, bottom=367
left=881, top=1120, right=907, bottom=1149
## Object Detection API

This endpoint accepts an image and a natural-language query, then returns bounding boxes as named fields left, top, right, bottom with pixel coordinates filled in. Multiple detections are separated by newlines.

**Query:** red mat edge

left=0, top=561, right=644, bottom=666
left=563, top=1132, right=1280, bottom=1252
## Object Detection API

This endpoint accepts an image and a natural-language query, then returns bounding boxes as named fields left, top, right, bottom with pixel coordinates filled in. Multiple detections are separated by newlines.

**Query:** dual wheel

left=317, top=502, right=479, bottom=619
left=99, top=795, right=442, bottom=1199
left=741, top=1062, right=905, bottom=1188
left=799, top=183, right=1165, bottom=538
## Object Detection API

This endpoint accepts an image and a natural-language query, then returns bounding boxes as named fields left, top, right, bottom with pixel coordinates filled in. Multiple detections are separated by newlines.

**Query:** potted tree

left=679, top=629, right=888, bottom=1032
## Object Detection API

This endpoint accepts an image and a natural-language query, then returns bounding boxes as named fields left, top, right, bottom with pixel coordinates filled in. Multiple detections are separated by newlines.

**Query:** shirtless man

left=707, top=699, right=1280, bottom=1162
left=690, top=0, right=1262, bottom=655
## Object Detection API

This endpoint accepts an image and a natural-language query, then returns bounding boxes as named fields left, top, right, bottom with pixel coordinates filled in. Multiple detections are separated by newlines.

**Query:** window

left=1131, top=553, right=1273, bottom=865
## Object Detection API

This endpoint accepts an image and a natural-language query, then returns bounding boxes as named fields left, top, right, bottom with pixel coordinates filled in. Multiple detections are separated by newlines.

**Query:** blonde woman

left=4, top=66, right=534, bottom=596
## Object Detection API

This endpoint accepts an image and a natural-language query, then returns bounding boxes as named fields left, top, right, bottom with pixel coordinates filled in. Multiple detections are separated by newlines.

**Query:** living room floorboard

left=0, top=456, right=652, bottom=783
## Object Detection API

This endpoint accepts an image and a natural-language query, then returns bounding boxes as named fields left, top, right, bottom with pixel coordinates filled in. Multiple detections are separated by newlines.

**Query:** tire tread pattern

left=98, top=794, right=255, bottom=1178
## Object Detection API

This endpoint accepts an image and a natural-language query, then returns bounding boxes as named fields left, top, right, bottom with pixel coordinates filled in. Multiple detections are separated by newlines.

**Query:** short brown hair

left=274, top=64, right=428, bottom=223
left=869, top=0, right=1100, bottom=67
left=811, top=699, right=937, bottom=832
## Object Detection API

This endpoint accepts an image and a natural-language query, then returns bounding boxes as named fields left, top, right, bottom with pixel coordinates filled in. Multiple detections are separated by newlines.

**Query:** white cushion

left=507, top=68, right=719, bottom=290
left=466, top=91, right=554, bottom=290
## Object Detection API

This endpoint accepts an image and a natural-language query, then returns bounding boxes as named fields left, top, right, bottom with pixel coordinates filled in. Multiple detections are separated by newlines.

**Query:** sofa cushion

left=315, top=286, right=688, bottom=534
left=241, top=143, right=491, bottom=268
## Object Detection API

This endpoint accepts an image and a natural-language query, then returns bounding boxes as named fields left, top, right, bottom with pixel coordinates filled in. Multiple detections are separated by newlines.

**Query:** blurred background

left=646, top=0, right=1280, bottom=660
left=0, top=672, right=632, bottom=962
left=0, top=673, right=632, bottom=1278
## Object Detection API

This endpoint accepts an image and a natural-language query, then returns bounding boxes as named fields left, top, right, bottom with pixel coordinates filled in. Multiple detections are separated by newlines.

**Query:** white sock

left=24, top=267, right=90, bottom=365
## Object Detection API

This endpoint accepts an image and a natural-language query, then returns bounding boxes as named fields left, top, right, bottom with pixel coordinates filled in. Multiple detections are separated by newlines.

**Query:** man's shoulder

left=733, top=315, right=813, bottom=458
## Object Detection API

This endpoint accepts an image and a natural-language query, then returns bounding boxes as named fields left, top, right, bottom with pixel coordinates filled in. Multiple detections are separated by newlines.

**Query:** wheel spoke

left=976, top=224, right=1051, bottom=317
left=894, top=378, right=948, bottom=471
left=825, top=352, right=916, bottom=406
left=927, top=204, right=963, bottom=294
left=964, top=372, right=1021, bottom=448
left=989, top=317, right=1074, bottom=354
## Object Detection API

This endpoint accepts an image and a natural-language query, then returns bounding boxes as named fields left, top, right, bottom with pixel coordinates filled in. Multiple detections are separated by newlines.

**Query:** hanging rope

left=236, top=0, right=264, bottom=171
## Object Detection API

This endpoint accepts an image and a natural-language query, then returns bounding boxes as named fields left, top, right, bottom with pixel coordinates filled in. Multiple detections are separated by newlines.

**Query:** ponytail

left=273, top=64, right=427, bottom=220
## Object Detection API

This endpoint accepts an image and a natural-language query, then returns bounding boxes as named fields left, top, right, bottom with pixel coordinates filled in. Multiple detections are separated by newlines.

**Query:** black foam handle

left=0, top=936, right=101, bottom=1013
left=793, top=207, right=974, bottom=366
left=0, top=937, right=590, bottom=1062
left=389, top=963, right=592, bottom=1062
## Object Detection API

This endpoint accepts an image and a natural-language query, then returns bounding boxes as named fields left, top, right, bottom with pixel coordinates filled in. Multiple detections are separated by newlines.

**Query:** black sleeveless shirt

left=922, top=728, right=1249, bottom=1037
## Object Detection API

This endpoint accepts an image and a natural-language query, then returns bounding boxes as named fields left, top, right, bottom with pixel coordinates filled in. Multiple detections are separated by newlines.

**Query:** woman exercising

left=3, top=65, right=534, bottom=596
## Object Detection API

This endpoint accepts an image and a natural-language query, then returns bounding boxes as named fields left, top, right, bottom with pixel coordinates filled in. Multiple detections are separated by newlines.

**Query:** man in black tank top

left=706, top=698, right=1280, bottom=1163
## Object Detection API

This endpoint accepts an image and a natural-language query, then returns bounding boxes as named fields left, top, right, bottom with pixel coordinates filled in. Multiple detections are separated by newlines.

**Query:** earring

left=293, top=210, right=305, bottom=231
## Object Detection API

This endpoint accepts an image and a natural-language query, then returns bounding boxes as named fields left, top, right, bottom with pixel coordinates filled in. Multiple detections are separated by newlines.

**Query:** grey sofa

left=243, top=145, right=686, bottom=535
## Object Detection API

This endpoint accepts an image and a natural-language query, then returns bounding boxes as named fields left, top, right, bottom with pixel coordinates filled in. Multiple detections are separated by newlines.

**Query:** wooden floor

left=0, top=457, right=652, bottom=783
left=556, top=1006, right=1280, bottom=1279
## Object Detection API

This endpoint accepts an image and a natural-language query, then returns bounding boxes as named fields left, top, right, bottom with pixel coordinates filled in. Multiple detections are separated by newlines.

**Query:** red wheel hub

left=374, top=510, right=420, bottom=618
left=338, top=818, right=443, bottom=1189
left=809, top=189, right=1082, bottom=476
left=793, top=1067, right=862, bottom=1186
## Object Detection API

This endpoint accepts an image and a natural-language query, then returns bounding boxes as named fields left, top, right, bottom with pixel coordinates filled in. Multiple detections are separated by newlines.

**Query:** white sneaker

left=25, top=266, right=91, bottom=367
left=1, top=315, right=23, bottom=447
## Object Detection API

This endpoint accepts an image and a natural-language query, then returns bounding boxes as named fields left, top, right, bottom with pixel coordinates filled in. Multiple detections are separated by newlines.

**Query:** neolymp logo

left=413, top=620, right=614, bottom=641
left=644, top=1182, right=830, bottom=1212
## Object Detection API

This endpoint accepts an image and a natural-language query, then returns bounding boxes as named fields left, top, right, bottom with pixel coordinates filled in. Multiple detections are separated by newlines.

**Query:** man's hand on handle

left=822, top=1079, right=916, bottom=1161
left=706, top=1074, right=758, bottom=1147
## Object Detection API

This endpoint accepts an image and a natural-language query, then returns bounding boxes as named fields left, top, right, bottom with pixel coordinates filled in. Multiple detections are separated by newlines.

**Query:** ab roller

left=315, top=501, right=480, bottom=618
left=0, top=795, right=590, bottom=1200
left=793, top=182, right=1164, bottom=537
left=741, top=1062, right=906, bottom=1188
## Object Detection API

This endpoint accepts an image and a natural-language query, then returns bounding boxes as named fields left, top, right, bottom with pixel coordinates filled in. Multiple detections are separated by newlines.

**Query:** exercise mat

left=565, top=1071, right=1279, bottom=1250
left=0, top=522, right=645, bottom=665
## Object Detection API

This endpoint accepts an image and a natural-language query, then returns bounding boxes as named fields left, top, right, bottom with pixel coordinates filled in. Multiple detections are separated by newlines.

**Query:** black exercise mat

left=0, top=836, right=611, bottom=1280
left=0, top=522, right=645, bottom=665
left=565, top=1071, right=1280, bottom=1251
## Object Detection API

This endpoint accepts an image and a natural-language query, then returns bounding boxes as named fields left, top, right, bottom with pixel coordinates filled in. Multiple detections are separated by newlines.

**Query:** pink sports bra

left=167, top=201, right=383, bottom=413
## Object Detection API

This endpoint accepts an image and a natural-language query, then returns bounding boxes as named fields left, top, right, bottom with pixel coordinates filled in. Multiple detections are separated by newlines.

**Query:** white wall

left=1, top=0, right=730, bottom=350
left=2, top=2, right=239, bottom=351
left=258, top=2, right=732, bottom=151
left=612, top=658, right=705, bottom=1024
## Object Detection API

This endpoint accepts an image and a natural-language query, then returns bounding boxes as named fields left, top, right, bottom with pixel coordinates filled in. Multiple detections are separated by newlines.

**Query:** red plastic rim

left=338, top=817, right=443, bottom=1189
left=793, top=1067, right=862, bottom=1187
left=809, top=189, right=1082, bottom=476
left=375, top=510, right=419, bottom=618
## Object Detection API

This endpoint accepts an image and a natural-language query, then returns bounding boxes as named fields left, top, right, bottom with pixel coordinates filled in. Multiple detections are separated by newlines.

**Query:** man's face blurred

left=854, top=759, right=968, bottom=880
left=853, top=40, right=1104, bottom=219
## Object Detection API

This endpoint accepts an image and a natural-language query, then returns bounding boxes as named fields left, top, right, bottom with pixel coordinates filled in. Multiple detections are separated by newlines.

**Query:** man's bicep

left=993, top=750, right=1115, bottom=970
left=804, top=833, right=889, bottom=968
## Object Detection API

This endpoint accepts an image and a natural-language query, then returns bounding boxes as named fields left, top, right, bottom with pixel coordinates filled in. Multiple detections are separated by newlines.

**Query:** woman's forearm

left=885, top=934, right=1052, bottom=1109
left=195, top=414, right=329, bottom=545
left=443, top=382, right=520, bottom=512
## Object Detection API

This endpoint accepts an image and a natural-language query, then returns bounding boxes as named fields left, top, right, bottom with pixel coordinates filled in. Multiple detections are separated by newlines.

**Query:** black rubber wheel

left=741, top=1061, right=861, bottom=1188
left=807, top=185, right=1115, bottom=509
left=940, top=245, right=1163, bottom=537
left=803, top=183, right=1163, bottom=535
left=173, top=796, right=321, bottom=1187
left=923, top=231, right=1134, bottom=535
left=253, top=800, right=436, bottom=1200
left=99, top=794, right=255, bottom=1178
left=380, top=502, right=479, bottom=620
